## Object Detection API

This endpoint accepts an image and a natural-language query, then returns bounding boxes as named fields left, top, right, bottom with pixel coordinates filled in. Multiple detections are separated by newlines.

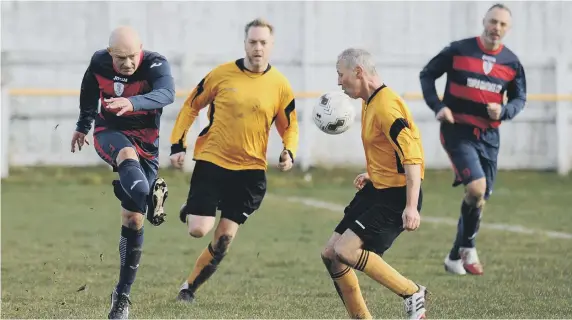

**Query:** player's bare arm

left=403, top=164, right=422, bottom=231
left=71, top=63, right=99, bottom=152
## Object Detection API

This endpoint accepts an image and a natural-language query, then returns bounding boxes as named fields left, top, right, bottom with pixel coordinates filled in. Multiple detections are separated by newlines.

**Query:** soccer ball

left=312, top=91, right=356, bottom=135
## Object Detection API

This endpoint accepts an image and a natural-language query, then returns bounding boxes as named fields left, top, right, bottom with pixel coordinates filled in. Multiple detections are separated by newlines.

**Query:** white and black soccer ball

left=312, top=91, right=356, bottom=135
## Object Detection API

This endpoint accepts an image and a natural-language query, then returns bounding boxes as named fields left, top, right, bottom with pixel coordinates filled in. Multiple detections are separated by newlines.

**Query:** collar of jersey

left=235, top=58, right=272, bottom=75
left=366, top=84, right=387, bottom=105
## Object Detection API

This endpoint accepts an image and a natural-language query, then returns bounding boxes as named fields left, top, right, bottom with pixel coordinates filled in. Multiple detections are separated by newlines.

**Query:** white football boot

left=444, top=254, right=467, bottom=275
left=403, top=284, right=428, bottom=319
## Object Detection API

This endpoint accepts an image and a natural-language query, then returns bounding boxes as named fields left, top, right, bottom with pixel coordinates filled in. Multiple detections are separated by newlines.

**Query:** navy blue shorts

left=440, top=124, right=498, bottom=199
left=93, top=129, right=159, bottom=211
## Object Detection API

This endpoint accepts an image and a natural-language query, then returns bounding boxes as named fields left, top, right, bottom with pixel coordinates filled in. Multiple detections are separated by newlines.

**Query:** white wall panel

left=1, top=1, right=571, bottom=173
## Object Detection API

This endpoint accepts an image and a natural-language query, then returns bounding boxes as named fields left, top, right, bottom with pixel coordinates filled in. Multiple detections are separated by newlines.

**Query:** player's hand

left=170, top=152, right=186, bottom=169
left=436, top=107, right=455, bottom=124
left=487, top=103, right=502, bottom=120
left=402, top=206, right=421, bottom=231
left=278, top=149, right=293, bottom=172
left=71, top=131, right=90, bottom=153
left=105, top=97, right=134, bottom=116
left=353, top=172, right=370, bottom=190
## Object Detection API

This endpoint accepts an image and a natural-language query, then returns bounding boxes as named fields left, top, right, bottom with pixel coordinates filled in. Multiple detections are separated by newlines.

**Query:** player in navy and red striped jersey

left=70, top=26, right=174, bottom=319
left=419, top=3, right=526, bottom=276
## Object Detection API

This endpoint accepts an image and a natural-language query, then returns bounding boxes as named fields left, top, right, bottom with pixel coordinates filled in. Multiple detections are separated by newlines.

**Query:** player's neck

left=479, top=34, right=501, bottom=51
left=243, top=57, right=269, bottom=73
left=360, top=77, right=383, bottom=102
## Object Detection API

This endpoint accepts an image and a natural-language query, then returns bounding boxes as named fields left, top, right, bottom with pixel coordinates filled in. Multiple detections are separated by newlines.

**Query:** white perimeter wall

left=1, top=1, right=571, bottom=174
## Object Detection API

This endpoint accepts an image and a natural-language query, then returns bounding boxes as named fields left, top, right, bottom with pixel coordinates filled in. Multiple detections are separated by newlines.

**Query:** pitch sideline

left=274, top=195, right=572, bottom=240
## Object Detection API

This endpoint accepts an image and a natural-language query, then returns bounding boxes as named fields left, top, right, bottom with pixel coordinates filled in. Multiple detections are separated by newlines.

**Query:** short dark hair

left=487, top=3, right=512, bottom=16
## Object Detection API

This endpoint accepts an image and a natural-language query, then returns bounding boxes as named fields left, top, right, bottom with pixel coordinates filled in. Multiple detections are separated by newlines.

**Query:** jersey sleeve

left=501, top=61, right=527, bottom=120
left=76, top=57, right=100, bottom=134
left=169, top=71, right=217, bottom=154
left=378, top=100, right=424, bottom=166
left=419, top=43, right=455, bottom=113
left=129, top=56, right=175, bottom=111
left=274, top=80, right=299, bottom=160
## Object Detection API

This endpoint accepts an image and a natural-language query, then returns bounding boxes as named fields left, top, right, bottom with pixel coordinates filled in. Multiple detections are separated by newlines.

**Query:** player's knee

left=116, top=147, right=138, bottom=165
left=122, top=210, right=145, bottom=229
left=188, top=225, right=210, bottom=238
left=465, top=178, right=487, bottom=205
left=333, top=242, right=356, bottom=266
left=321, top=246, right=337, bottom=266
left=321, top=246, right=334, bottom=262
left=187, top=214, right=216, bottom=238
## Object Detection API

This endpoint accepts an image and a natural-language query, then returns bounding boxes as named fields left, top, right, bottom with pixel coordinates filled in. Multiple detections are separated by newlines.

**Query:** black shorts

left=334, top=182, right=423, bottom=256
left=93, top=129, right=159, bottom=212
left=182, top=160, right=267, bottom=225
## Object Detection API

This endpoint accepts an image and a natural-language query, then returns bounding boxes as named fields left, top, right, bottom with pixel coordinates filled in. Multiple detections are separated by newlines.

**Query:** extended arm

left=128, top=58, right=175, bottom=111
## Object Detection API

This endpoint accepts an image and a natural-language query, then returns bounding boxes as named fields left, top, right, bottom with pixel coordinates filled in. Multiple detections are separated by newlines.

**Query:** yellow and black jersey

left=170, top=58, right=299, bottom=171
left=361, top=85, right=425, bottom=189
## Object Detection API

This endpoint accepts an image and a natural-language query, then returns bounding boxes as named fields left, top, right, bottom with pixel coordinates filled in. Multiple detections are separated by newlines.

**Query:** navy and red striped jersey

left=419, top=37, right=527, bottom=130
left=76, top=49, right=175, bottom=136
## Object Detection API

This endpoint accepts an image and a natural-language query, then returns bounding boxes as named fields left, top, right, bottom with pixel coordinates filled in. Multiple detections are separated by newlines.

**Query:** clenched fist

left=170, top=152, right=186, bottom=169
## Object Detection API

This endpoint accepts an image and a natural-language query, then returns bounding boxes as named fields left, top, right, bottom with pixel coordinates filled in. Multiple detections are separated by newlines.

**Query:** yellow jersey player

left=169, top=18, right=299, bottom=303
left=320, top=48, right=428, bottom=320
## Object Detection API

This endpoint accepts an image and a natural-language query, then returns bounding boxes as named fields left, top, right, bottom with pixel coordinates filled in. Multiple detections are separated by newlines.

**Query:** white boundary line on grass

left=278, top=195, right=572, bottom=240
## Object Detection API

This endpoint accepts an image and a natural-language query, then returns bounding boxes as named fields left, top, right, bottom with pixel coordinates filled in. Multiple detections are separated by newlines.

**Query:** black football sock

left=449, top=215, right=463, bottom=260
left=118, top=159, right=149, bottom=213
left=450, top=200, right=483, bottom=260
left=460, top=200, right=482, bottom=248
left=116, top=226, right=144, bottom=296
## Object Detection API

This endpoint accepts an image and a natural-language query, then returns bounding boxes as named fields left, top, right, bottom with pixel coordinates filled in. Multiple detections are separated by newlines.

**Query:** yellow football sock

left=332, top=266, right=372, bottom=319
left=186, top=243, right=216, bottom=290
left=354, top=250, right=418, bottom=297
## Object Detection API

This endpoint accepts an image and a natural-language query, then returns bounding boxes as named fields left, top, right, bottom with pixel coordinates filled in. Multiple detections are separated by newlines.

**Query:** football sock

left=118, top=159, right=149, bottom=213
left=460, top=200, right=482, bottom=247
left=331, top=266, right=372, bottom=319
left=354, top=250, right=418, bottom=297
left=116, top=226, right=144, bottom=296
left=186, top=242, right=226, bottom=293
left=450, top=200, right=483, bottom=259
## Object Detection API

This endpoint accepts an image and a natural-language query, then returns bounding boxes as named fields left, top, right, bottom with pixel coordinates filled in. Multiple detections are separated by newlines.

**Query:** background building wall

left=1, top=1, right=571, bottom=174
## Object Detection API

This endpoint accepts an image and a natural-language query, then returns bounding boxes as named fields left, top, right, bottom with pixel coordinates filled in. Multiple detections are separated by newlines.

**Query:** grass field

left=2, top=166, right=571, bottom=319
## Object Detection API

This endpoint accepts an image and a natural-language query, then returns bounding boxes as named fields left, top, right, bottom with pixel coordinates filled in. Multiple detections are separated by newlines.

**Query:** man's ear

left=355, top=65, right=364, bottom=79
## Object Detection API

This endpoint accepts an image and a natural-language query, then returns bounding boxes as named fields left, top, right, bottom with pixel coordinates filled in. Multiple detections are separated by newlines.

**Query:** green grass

left=2, top=166, right=571, bottom=319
